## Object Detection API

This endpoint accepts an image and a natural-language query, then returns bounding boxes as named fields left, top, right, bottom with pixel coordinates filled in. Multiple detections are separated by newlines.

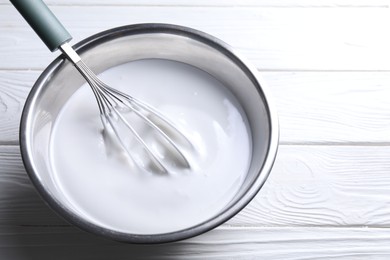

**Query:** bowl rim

left=19, top=23, right=279, bottom=244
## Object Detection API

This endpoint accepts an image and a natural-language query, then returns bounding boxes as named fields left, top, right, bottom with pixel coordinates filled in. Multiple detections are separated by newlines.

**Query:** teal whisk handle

left=10, top=0, right=72, bottom=51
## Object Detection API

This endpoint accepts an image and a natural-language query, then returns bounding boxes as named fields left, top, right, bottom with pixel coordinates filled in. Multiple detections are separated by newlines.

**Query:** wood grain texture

left=1, top=0, right=389, bottom=7
left=1, top=71, right=389, bottom=144
left=1, top=6, right=389, bottom=70
left=0, top=226, right=390, bottom=259
left=269, top=71, right=390, bottom=144
left=2, top=145, right=390, bottom=228
left=236, top=145, right=390, bottom=227
left=0, top=71, right=34, bottom=145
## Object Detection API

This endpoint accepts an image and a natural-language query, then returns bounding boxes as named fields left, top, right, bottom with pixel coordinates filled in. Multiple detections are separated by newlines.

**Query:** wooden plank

left=269, top=71, right=390, bottom=144
left=0, top=146, right=62, bottom=226
left=235, top=145, right=390, bottom=227
left=1, top=6, right=389, bottom=70
left=1, top=0, right=388, bottom=7
left=0, top=71, right=34, bottom=145
left=0, top=226, right=390, bottom=259
left=1, top=71, right=390, bottom=144
left=2, top=144, right=390, bottom=228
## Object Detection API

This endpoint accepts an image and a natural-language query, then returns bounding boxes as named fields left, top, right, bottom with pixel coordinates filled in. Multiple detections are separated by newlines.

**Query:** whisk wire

left=62, top=47, right=191, bottom=173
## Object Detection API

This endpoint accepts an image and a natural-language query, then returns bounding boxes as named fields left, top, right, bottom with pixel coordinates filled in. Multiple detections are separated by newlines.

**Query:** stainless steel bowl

left=20, top=24, right=279, bottom=243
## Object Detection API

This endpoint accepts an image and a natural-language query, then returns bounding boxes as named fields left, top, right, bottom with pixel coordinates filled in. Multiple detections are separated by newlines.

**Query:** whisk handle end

left=10, top=0, right=72, bottom=51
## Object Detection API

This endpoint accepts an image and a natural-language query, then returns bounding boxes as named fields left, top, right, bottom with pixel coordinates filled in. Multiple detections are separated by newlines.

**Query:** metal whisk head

left=60, top=43, right=191, bottom=173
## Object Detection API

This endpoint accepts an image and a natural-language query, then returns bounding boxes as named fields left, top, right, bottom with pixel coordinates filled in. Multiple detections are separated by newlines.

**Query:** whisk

left=11, top=0, right=191, bottom=173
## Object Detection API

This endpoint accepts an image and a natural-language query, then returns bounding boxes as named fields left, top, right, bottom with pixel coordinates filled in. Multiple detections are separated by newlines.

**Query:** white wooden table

left=1, top=0, right=390, bottom=259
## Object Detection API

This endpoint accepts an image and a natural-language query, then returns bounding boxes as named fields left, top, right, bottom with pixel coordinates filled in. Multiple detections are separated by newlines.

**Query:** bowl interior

left=21, top=25, right=276, bottom=242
